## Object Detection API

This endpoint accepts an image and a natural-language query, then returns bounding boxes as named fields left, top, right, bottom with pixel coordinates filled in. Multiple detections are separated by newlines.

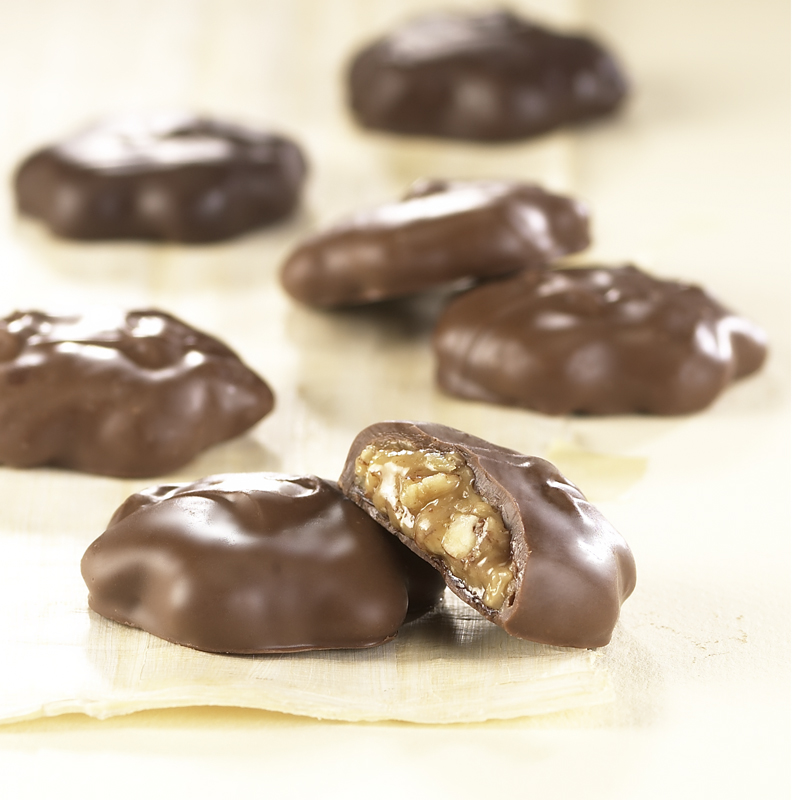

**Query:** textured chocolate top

left=434, top=265, right=768, bottom=415
left=14, top=112, right=307, bottom=242
left=81, top=473, right=442, bottom=653
left=280, top=179, right=590, bottom=307
left=340, top=421, right=636, bottom=649
left=348, top=10, right=628, bottom=141
left=0, top=309, right=274, bottom=477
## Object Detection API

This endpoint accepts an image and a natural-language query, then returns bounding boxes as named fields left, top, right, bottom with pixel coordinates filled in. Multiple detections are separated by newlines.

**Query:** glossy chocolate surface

left=348, top=10, right=628, bottom=141
left=340, top=421, right=636, bottom=649
left=14, top=112, right=306, bottom=242
left=434, top=265, right=768, bottom=415
left=280, top=179, right=590, bottom=307
left=82, top=473, right=443, bottom=653
left=0, top=309, right=274, bottom=477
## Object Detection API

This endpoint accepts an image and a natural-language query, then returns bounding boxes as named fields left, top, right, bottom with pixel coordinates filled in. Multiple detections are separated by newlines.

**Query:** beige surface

left=0, top=547, right=612, bottom=723
left=0, top=0, right=790, bottom=797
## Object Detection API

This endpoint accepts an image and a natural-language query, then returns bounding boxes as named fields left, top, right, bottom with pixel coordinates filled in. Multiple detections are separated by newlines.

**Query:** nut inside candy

left=354, top=444, right=514, bottom=610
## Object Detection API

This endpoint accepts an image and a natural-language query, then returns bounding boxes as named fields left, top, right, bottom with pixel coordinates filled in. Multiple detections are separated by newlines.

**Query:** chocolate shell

left=82, top=473, right=443, bottom=653
left=280, top=179, right=590, bottom=307
left=0, top=309, right=274, bottom=477
left=14, top=112, right=306, bottom=242
left=347, top=10, right=628, bottom=141
left=340, top=421, right=636, bottom=649
left=433, top=265, right=768, bottom=415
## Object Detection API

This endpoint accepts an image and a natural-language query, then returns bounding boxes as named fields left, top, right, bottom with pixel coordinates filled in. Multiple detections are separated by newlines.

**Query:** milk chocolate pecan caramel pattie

left=340, top=421, right=636, bottom=648
left=433, top=265, right=768, bottom=416
left=14, top=112, right=306, bottom=242
left=0, top=309, right=274, bottom=477
left=347, top=10, right=628, bottom=141
left=280, top=179, right=590, bottom=307
left=81, top=473, right=444, bottom=653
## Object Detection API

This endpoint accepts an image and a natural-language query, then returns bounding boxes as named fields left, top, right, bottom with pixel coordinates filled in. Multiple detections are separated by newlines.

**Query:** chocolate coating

left=82, top=473, right=443, bottom=653
left=0, top=309, right=274, bottom=477
left=340, top=421, right=636, bottom=649
left=433, top=265, right=768, bottom=415
left=348, top=10, right=628, bottom=141
left=14, top=112, right=306, bottom=242
left=280, top=179, right=590, bottom=307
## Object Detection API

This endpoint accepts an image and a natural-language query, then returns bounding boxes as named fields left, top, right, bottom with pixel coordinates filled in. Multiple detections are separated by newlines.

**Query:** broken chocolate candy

left=433, top=265, right=768, bottom=415
left=81, top=473, right=444, bottom=653
left=347, top=10, right=628, bottom=141
left=0, top=309, right=274, bottom=477
left=340, top=421, right=636, bottom=649
left=14, top=112, right=307, bottom=242
left=280, top=178, right=590, bottom=307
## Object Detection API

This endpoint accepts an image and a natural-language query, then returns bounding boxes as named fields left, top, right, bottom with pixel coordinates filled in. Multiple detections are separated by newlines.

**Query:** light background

left=0, top=0, right=790, bottom=797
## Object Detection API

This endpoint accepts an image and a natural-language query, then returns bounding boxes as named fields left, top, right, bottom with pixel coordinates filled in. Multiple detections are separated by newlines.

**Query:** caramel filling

left=354, top=443, right=514, bottom=610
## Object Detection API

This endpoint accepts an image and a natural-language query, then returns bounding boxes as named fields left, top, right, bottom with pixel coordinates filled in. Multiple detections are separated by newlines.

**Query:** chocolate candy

left=81, top=473, right=444, bottom=653
left=280, top=179, right=590, bottom=307
left=433, top=265, right=768, bottom=416
left=0, top=309, right=274, bottom=477
left=340, top=421, right=635, bottom=649
left=14, top=112, right=306, bottom=242
left=347, top=10, right=628, bottom=141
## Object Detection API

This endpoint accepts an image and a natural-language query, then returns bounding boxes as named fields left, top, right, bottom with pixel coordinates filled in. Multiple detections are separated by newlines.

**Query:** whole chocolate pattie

left=340, top=421, right=636, bottom=649
left=347, top=10, right=628, bottom=141
left=434, top=265, right=768, bottom=415
left=14, top=112, right=306, bottom=242
left=280, top=178, right=590, bottom=307
left=0, top=309, right=274, bottom=477
left=81, top=473, right=444, bottom=653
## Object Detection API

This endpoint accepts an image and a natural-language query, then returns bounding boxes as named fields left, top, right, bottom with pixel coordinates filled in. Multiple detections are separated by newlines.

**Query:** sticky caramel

left=355, top=444, right=514, bottom=609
